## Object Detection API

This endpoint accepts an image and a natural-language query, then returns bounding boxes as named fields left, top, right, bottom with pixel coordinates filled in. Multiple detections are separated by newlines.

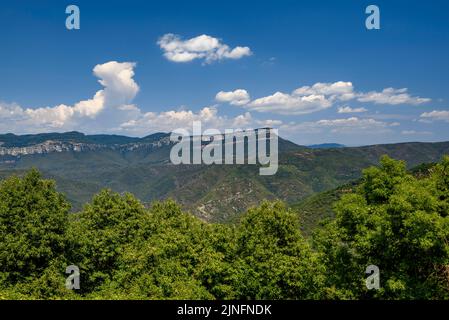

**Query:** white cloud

left=118, top=106, right=263, bottom=135
left=420, top=110, right=449, bottom=122
left=231, top=112, right=253, bottom=127
left=243, top=82, right=355, bottom=115
left=0, top=61, right=282, bottom=136
left=247, top=91, right=333, bottom=115
left=220, top=82, right=431, bottom=115
left=0, top=61, right=139, bottom=133
left=0, top=102, right=25, bottom=119
left=337, top=106, right=367, bottom=113
left=92, top=61, right=139, bottom=109
left=293, top=81, right=355, bottom=100
left=117, top=106, right=286, bottom=136
left=256, top=119, right=283, bottom=127
left=281, top=117, right=397, bottom=135
left=158, top=34, right=252, bottom=64
left=357, top=88, right=430, bottom=105
left=24, top=104, right=76, bottom=128
left=215, top=89, right=250, bottom=106
left=401, top=130, right=432, bottom=135
left=315, top=117, right=396, bottom=133
left=215, top=82, right=348, bottom=115
left=1, top=63, right=438, bottom=143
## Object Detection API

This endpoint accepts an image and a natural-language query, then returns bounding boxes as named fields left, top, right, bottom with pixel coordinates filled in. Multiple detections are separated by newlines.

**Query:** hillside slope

left=1, top=132, right=448, bottom=222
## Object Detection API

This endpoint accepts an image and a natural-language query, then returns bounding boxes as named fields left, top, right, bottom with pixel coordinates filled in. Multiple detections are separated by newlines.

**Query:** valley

left=1, top=131, right=449, bottom=224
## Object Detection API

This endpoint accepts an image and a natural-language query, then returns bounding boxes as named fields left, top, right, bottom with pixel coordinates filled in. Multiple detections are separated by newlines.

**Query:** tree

left=0, top=169, right=70, bottom=286
left=432, top=156, right=449, bottom=216
left=232, top=201, right=324, bottom=299
left=2, top=159, right=448, bottom=300
left=96, top=200, right=225, bottom=299
left=314, top=156, right=449, bottom=299
left=66, top=189, right=147, bottom=293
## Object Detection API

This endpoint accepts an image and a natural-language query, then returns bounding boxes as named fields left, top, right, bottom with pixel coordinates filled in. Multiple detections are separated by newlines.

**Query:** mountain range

left=1, top=131, right=448, bottom=224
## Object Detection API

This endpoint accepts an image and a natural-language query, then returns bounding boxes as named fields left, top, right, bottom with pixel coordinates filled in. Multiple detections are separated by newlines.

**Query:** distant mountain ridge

left=1, top=131, right=449, bottom=223
left=306, top=143, right=346, bottom=149
left=0, top=131, right=170, bottom=147
left=0, top=130, right=300, bottom=159
left=0, top=132, right=171, bottom=157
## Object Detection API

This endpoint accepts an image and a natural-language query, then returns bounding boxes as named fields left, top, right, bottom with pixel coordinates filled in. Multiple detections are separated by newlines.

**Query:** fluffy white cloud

left=0, top=61, right=282, bottom=136
left=214, top=82, right=356, bottom=115
left=401, top=130, right=432, bottom=135
left=256, top=119, right=283, bottom=127
left=219, top=82, right=431, bottom=115
left=92, top=61, right=139, bottom=109
left=420, top=110, right=449, bottom=122
left=0, top=61, right=139, bottom=133
left=281, top=117, right=397, bottom=135
left=357, top=88, right=430, bottom=105
left=247, top=82, right=354, bottom=115
left=315, top=117, right=396, bottom=133
left=1, top=62, right=437, bottom=143
left=215, top=89, right=250, bottom=106
left=247, top=92, right=333, bottom=115
left=70, top=92, right=105, bottom=119
left=337, top=106, right=368, bottom=113
left=118, top=106, right=267, bottom=135
left=0, top=102, right=25, bottom=119
left=231, top=112, right=253, bottom=127
left=158, top=34, right=252, bottom=64
left=293, top=81, right=355, bottom=101
left=24, top=104, right=75, bottom=128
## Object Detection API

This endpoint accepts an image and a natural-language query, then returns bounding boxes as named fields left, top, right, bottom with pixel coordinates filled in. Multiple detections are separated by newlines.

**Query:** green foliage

left=362, top=155, right=408, bottom=204
left=1, top=157, right=449, bottom=300
left=0, top=169, right=70, bottom=286
left=93, top=200, right=219, bottom=299
left=232, top=201, right=324, bottom=299
left=433, top=156, right=449, bottom=216
left=66, top=189, right=147, bottom=292
left=314, top=155, right=449, bottom=299
left=291, top=181, right=358, bottom=236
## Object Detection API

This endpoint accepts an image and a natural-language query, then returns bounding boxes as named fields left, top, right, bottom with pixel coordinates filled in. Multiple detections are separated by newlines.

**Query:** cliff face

left=0, top=141, right=91, bottom=156
left=0, top=137, right=172, bottom=158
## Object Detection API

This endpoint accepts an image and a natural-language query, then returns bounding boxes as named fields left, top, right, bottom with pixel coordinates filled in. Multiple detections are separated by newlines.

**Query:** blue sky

left=0, top=0, right=448, bottom=145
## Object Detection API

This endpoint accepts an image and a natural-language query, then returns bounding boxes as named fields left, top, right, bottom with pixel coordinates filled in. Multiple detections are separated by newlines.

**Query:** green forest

left=0, top=155, right=448, bottom=300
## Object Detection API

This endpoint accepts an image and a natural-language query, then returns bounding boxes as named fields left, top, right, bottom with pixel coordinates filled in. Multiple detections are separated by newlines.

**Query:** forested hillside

left=1, top=156, right=448, bottom=300
left=2, top=132, right=449, bottom=223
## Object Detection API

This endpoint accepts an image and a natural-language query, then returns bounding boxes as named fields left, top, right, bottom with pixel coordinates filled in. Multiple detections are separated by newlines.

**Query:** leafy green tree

left=314, top=156, right=449, bottom=299
left=66, top=189, right=147, bottom=293
left=96, top=200, right=226, bottom=299
left=232, top=201, right=324, bottom=299
left=0, top=169, right=70, bottom=288
left=2, top=160, right=448, bottom=300
left=433, top=156, right=449, bottom=216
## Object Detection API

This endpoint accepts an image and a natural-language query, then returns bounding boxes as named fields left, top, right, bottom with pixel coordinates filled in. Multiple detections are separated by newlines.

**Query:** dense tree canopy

left=0, top=156, right=448, bottom=299
left=0, top=169, right=74, bottom=298
left=314, top=156, right=449, bottom=299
